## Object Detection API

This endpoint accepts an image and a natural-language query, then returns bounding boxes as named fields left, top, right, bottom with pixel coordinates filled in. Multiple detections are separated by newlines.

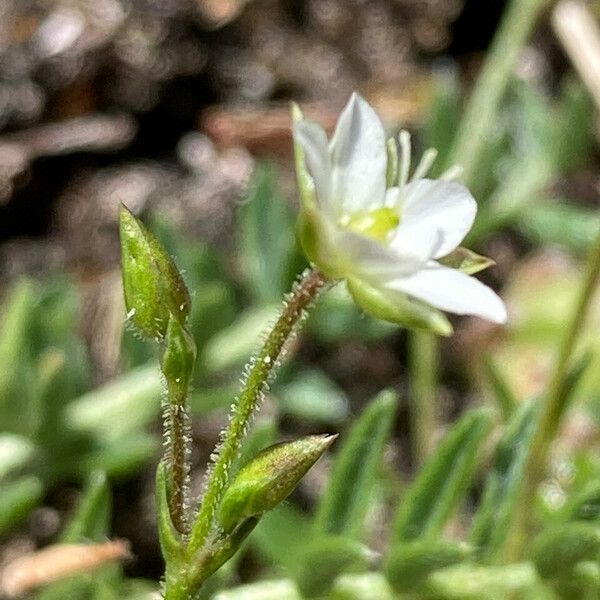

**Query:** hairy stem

left=503, top=226, right=600, bottom=561
left=166, top=389, right=190, bottom=535
left=188, top=268, right=327, bottom=554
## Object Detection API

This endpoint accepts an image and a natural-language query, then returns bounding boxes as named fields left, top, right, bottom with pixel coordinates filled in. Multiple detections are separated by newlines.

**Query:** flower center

left=339, top=207, right=400, bottom=243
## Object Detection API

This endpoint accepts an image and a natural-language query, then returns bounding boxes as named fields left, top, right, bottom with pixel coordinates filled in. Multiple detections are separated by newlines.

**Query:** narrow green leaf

left=250, top=504, right=313, bottom=570
left=482, top=356, right=518, bottom=421
left=519, top=200, right=600, bottom=256
left=315, top=390, right=396, bottom=538
left=61, top=471, right=111, bottom=543
left=0, top=279, right=37, bottom=433
left=0, top=434, right=36, bottom=480
left=0, top=476, right=43, bottom=535
left=202, top=305, right=279, bottom=373
left=385, top=540, right=472, bottom=593
left=238, top=165, right=299, bottom=304
left=65, top=364, right=161, bottom=441
left=276, top=368, right=349, bottom=425
left=471, top=401, right=537, bottom=560
left=293, top=536, right=374, bottom=598
left=392, top=409, right=492, bottom=543
left=74, top=433, right=158, bottom=479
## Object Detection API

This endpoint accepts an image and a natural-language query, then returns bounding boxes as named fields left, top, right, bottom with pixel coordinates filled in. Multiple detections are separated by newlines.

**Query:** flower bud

left=160, top=314, right=196, bottom=403
left=119, top=205, right=191, bottom=341
left=347, top=278, right=452, bottom=336
left=219, top=435, right=337, bottom=533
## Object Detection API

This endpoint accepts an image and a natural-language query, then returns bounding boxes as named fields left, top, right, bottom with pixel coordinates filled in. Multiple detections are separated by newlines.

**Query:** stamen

left=398, top=130, right=411, bottom=188
left=439, top=164, right=464, bottom=181
left=411, top=148, right=438, bottom=182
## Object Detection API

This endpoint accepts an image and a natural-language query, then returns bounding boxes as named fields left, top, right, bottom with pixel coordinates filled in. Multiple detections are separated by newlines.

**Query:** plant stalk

left=503, top=225, right=600, bottom=561
left=187, top=268, right=327, bottom=555
left=409, top=331, right=438, bottom=466
left=166, top=387, right=190, bottom=535
left=408, top=0, right=550, bottom=468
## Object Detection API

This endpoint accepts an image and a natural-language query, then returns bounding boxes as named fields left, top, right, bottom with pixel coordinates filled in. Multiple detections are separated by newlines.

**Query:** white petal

left=384, top=262, right=507, bottom=323
left=293, top=119, right=334, bottom=213
left=333, top=228, right=422, bottom=280
left=329, top=93, right=387, bottom=213
left=390, top=179, right=476, bottom=260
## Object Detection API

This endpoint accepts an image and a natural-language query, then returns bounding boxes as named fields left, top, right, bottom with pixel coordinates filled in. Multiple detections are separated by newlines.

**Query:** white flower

left=293, top=92, right=507, bottom=332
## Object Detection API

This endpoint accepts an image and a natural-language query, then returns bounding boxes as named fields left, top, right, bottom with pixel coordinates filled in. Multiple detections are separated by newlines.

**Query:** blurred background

left=2, top=0, right=600, bottom=597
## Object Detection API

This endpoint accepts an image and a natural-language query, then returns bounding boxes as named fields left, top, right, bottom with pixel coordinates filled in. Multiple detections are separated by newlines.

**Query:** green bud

left=119, top=204, right=191, bottom=341
left=385, top=540, right=472, bottom=593
left=438, top=247, right=495, bottom=275
left=161, top=314, right=196, bottom=403
left=347, top=278, right=452, bottom=336
left=219, top=435, right=337, bottom=533
left=532, top=523, right=600, bottom=580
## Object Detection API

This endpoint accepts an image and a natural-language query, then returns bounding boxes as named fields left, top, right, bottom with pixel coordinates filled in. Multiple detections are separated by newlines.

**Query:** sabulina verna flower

left=292, top=92, right=507, bottom=335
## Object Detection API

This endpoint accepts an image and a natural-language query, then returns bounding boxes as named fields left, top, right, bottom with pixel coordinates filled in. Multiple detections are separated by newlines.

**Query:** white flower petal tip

left=385, top=263, right=508, bottom=325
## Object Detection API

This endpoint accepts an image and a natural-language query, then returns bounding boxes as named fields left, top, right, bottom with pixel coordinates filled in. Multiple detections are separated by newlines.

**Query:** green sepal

left=438, top=247, right=495, bottom=275
left=532, top=523, right=600, bottom=581
left=60, top=471, right=111, bottom=543
left=218, top=435, right=336, bottom=534
left=386, top=138, right=398, bottom=188
left=347, top=278, right=452, bottom=336
left=119, top=204, right=191, bottom=341
left=160, top=314, right=196, bottom=403
left=156, top=461, right=185, bottom=562
left=385, top=540, right=472, bottom=593
left=291, top=103, right=317, bottom=209
left=296, top=208, right=343, bottom=278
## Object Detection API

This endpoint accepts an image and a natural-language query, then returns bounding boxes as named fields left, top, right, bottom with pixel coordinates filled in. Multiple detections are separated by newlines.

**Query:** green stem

left=447, top=0, right=552, bottom=184
left=166, top=387, right=190, bottom=535
left=408, top=0, right=550, bottom=469
left=409, top=331, right=438, bottom=466
left=503, top=226, right=600, bottom=561
left=187, top=268, right=327, bottom=555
